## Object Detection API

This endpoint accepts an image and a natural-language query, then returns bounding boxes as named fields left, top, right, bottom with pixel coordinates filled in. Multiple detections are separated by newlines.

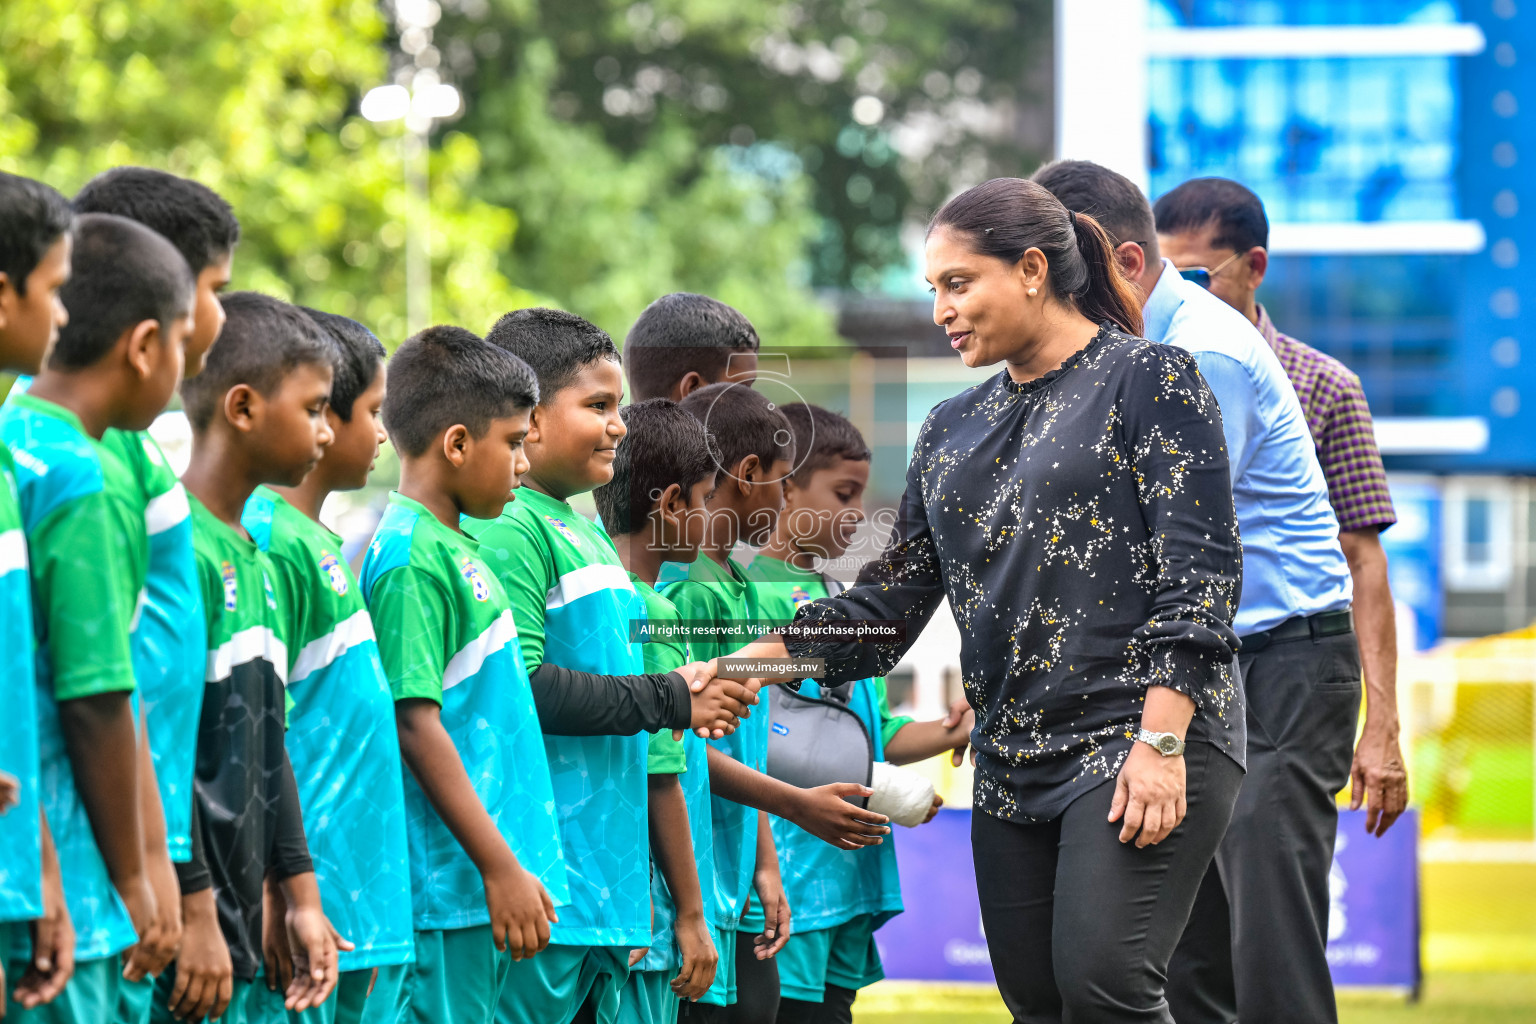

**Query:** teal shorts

left=614, top=968, right=677, bottom=1024
left=695, top=927, right=737, bottom=1007
left=115, top=972, right=156, bottom=1024
left=6, top=953, right=121, bottom=1023
left=775, top=915, right=884, bottom=1003
left=149, top=973, right=284, bottom=1024
left=398, top=927, right=509, bottom=1024
left=286, top=964, right=408, bottom=1024
left=495, top=944, right=630, bottom=1024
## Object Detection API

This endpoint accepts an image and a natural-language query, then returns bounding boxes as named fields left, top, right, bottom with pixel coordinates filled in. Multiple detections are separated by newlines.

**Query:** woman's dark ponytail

left=929, top=177, right=1144, bottom=337
left=1067, top=209, right=1143, bottom=337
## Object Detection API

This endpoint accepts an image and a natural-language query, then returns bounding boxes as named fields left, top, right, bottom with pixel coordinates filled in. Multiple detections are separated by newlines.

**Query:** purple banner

left=876, top=807, right=1419, bottom=990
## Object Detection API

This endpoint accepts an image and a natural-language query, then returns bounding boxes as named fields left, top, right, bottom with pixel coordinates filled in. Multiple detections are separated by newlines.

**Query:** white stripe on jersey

left=206, top=625, right=290, bottom=685
left=289, top=608, right=377, bottom=684
left=544, top=562, right=634, bottom=610
left=145, top=483, right=191, bottom=536
left=0, top=528, right=27, bottom=575
left=443, top=608, right=518, bottom=692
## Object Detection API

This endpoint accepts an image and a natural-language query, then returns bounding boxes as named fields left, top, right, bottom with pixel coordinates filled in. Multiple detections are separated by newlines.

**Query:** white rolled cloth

left=866, top=760, right=936, bottom=828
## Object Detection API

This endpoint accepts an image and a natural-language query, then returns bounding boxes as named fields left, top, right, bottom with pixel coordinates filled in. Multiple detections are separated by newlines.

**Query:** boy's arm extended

left=529, top=660, right=753, bottom=739
left=882, top=698, right=974, bottom=767
left=704, top=747, right=889, bottom=851
left=396, top=699, right=556, bottom=958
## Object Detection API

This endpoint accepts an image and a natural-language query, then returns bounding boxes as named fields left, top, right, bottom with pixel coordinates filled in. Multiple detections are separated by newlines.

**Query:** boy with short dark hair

left=472, top=307, right=756, bottom=1024
left=623, top=294, right=759, bottom=403
left=0, top=170, right=75, bottom=1015
left=595, top=399, right=723, bottom=1023
left=72, top=164, right=240, bottom=1024
left=361, top=326, right=567, bottom=1024
left=1, top=213, right=196, bottom=1021
left=745, top=404, right=972, bottom=1024
left=161, top=291, right=342, bottom=1023
left=242, top=309, right=412, bottom=1023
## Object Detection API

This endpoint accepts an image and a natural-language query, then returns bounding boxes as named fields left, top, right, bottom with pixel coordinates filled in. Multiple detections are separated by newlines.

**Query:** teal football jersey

left=362, top=491, right=568, bottom=930
left=657, top=553, right=767, bottom=934
left=0, top=448, right=41, bottom=923
left=631, top=574, right=718, bottom=974
left=1, top=393, right=142, bottom=960
left=103, top=428, right=205, bottom=864
left=467, top=486, right=650, bottom=949
left=747, top=555, right=904, bottom=932
left=244, top=487, right=413, bottom=970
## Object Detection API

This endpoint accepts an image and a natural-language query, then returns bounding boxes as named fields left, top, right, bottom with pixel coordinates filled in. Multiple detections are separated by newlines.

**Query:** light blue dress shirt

left=1142, top=259, right=1351, bottom=635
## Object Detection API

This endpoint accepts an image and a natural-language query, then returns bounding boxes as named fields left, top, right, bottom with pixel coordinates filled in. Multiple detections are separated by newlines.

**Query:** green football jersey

left=630, top=573, right=718, bottom=975
left=243, top=487, right=413, bottom=970
left=466, top=485, right=650, bottom=948
left=188, top=494, right=307, bottom=980
left=362, top=491, right=569, bottom=930
left=0, top=392, right=143, bottom=959
left=656, top=553, right=767, bottom=935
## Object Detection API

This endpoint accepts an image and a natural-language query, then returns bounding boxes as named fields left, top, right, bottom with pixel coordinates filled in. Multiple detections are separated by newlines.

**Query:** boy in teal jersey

left=1, top=214, right=196, bottom=1021
left=661, top=383, right=895, bottom=1024
left=161, top=291, right=344, bottom=1024
left=243, top=309, right=412, bottom=1023
left=361, top=326, right=567, bottom=1024
left=74, top=167, right=242, bottom=1024
left=622, top=293, right=760, bottom=403
left=595, top=399, right=726, bottom=1023
left=744, top=404, right=972, bottom=1024
left=471, top=307, right=755, bottom=1024
left=0, top=171, right=75, bottom=1014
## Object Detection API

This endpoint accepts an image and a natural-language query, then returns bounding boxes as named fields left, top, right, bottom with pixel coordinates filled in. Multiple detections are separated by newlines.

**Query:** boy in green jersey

left=362, top=326, right=566, bottom=1024
left=0, top=171, right=74, bottom=1015
left=73, top=165, right=241, bottom=1024
left=1, top=214, right=195, bottom=1021
left=243, top=309, right=413, bottom=1024
left=165, top=291, right=343, bottom=1023
left=622, top=294, right=759, bottom=403
left=472, top=308, right=761, bottom=1024
left=745, top=404, right=972, bottom=1024
left=595, top=399, right=724, bottom=1024
left=661, top=383, right=890, bottom=1024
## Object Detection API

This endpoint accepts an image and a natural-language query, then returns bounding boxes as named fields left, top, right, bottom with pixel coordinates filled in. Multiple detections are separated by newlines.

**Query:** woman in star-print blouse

left=735, top=178, right=1246, bottom=1021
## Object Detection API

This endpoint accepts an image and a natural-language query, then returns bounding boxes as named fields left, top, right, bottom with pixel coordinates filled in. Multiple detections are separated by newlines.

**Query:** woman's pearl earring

left=1027, top=287, right=1038, bottom=297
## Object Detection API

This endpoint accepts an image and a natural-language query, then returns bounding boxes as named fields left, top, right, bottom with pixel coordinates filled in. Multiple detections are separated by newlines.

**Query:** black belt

left=1240, top=609, right=1353, bottom=654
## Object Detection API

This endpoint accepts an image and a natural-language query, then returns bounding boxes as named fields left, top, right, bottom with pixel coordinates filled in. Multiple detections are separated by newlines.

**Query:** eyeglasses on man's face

left=1176, top=249, right=1245, bottom=290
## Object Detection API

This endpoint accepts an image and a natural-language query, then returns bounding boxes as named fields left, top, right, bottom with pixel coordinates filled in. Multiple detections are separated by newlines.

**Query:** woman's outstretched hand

left=1108, top=742, right=1187, bottom=848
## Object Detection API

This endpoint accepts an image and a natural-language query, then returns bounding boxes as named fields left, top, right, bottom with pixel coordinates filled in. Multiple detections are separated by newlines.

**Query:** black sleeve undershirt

left=529, top=663, right=692, bottom=735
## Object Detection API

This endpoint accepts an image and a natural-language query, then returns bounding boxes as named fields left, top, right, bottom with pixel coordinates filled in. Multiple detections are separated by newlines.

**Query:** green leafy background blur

left=0, top=0, right=1048, bottom=348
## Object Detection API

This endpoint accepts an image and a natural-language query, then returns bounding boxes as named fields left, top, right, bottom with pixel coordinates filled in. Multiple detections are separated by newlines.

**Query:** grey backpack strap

left=815, top=572, right=855, bottom=704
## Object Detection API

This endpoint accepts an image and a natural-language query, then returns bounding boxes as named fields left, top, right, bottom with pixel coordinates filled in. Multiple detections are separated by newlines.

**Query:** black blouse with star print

left=785, top=324, right=1246, bottom=823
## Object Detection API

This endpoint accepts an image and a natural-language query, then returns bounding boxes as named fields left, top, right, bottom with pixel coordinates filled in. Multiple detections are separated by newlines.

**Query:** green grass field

left=851, top=973, right=1536, bottom=1023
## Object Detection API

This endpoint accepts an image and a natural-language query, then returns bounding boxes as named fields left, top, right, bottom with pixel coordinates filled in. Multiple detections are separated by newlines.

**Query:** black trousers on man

left=973, top=741, right=1243, bottom=1023
left=1166, top=624, right=1361, bottom=1024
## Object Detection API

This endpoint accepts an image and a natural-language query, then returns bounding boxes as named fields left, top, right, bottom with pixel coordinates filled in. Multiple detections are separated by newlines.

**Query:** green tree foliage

left=433, top=0, right=1051, bottom=297
left=0, top=0, right=529, bottom=346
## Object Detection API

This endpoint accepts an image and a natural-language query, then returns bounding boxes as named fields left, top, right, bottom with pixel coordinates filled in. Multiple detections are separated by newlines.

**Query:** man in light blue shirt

left=1035, top=160, right=1362, bottom=1024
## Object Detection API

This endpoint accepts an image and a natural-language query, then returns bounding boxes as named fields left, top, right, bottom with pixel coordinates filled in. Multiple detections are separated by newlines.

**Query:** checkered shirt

left=1256, top=304, right=1396, bottom=533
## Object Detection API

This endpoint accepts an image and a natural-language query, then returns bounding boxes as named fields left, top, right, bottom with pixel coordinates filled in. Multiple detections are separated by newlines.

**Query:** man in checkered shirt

left=1155, top=177, right=1409, bottom=837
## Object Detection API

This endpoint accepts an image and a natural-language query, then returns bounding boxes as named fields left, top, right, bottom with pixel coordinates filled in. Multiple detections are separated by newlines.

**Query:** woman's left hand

left=1108, top=741, right=1187, bottom=848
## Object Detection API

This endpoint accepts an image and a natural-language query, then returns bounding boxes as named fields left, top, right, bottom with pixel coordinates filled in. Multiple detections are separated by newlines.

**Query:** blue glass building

left=1148, top=0, right=1531, bottom=477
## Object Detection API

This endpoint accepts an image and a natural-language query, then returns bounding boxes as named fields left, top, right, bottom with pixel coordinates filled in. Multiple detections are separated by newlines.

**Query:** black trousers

left=1166, top=629, right=1361, bottom=1024
left=686, top=934, right=780, bottom=1024
left=972, top=741, right=1242, bottom=1024
left=776, top=983, right=856, bottom=1024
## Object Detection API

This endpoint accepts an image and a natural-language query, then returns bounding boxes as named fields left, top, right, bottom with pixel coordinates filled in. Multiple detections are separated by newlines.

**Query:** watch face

left=1158, top=735, right=1179, bottom=754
